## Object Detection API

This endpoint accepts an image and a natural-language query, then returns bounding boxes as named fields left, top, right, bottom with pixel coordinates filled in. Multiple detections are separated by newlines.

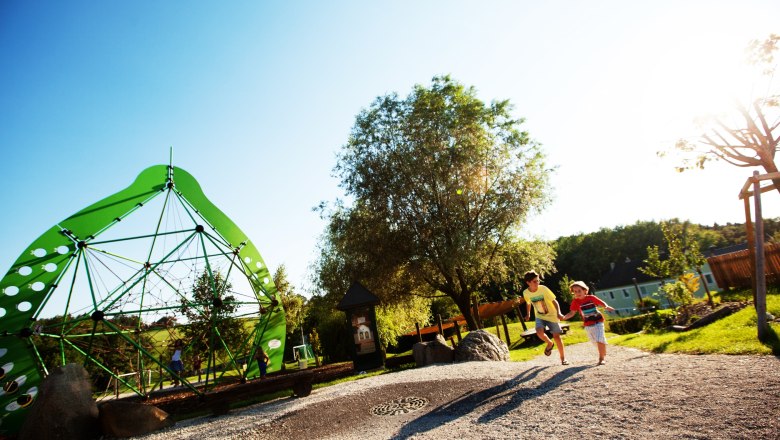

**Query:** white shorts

left=584, top=322, right=608, bottom=345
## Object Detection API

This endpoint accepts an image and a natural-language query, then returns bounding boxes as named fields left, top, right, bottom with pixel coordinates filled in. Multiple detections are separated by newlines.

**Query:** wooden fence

left=707, top=242, right=780, bottom=289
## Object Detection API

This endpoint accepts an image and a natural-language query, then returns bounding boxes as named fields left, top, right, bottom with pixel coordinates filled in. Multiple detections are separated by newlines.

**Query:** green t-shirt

left=523, top=284, right=559, bottom=322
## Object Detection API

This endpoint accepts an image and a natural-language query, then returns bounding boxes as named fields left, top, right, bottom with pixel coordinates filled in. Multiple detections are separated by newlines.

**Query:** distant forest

left=546, top=218, right=780, bottom=292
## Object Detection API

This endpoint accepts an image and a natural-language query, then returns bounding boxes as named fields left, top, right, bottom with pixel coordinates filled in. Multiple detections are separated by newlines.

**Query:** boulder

left=99, top=401, right=175, bottom=438
left=454, top=329, right=509, bottom=362
left=412, top=334, right=454, bottom=367
left=18, top=363, right=100, bottom=440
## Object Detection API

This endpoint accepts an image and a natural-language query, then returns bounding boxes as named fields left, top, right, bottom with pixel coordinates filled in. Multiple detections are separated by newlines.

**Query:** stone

left=454, top=329, right=509, bottom=362
left=412, top=334, right=454, bottom=367
left=18, top=363, right=100, bottom=440
left=99, top=400, right=175, bottom=437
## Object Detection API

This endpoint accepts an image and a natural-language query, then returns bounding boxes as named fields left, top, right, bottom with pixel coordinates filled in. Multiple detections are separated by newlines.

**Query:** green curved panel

left=0, top=165, right=286, bottom=435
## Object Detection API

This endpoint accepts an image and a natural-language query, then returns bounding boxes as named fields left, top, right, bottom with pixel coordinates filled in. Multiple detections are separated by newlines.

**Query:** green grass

left=610, top=294, right=780, bottom=355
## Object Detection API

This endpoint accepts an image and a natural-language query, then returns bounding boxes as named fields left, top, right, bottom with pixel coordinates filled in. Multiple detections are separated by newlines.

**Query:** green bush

left=607, top=310, right=676, bottom=334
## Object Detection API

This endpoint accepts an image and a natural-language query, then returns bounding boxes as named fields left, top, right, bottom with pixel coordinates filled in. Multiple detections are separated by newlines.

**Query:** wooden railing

left=707, top=242, right=780, bottom=289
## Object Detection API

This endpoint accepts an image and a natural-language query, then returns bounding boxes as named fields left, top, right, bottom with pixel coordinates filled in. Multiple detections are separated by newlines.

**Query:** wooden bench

left=520, top=323, right=570, bottom=343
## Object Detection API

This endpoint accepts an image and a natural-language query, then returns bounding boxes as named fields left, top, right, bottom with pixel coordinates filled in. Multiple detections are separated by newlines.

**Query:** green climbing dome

left=0, top=165, right=286, bottom=435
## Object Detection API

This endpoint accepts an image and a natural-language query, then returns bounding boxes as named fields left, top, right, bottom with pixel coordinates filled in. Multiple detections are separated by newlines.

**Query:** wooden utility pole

left=752, top=172, right=768, bottom=341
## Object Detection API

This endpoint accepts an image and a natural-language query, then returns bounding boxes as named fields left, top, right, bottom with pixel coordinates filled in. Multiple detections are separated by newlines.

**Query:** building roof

left=336, top=281, right=380, bottom=310
left=596, top=259, right=660, bottom=290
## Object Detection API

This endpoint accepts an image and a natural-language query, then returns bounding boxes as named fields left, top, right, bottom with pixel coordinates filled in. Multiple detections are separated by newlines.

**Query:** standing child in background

left=192, top=354, right=202, bottom=383
left=522, top=270, right=568, bottom=365
left=169, top=340, right=184, bottom=387
left=562, top=281, right=615, bottom=365
left=255, top=346, right=270, bottom=379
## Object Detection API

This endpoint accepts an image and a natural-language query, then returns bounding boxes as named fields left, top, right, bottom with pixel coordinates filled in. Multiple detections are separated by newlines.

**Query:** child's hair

left=523, top=270, right=539, bottom=283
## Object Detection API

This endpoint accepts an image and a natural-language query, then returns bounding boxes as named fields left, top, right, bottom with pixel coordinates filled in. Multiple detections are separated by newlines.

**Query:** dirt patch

left=673, top=301, right=747, bottom=326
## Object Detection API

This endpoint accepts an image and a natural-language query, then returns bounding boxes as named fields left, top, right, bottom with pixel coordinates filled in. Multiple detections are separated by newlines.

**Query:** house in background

left=592, top=245, right=746, bottom=317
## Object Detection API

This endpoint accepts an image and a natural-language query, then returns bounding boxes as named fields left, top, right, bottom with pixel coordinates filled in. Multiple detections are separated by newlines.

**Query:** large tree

left=315, top=75, right=551, bottom=330
left=273, top=264, right=306, bottom=341
left=670, top=34, right=780, bottom=194
left=179, top=270, right=248, bottom=371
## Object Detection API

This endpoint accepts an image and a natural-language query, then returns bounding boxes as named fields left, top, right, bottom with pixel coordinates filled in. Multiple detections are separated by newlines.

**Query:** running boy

left=522, top=271, right=568, bottom=365
left=561, top=281, right=615, bottom=365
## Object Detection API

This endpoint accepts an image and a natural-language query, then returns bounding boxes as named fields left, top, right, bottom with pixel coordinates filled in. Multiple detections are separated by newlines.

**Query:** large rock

left=454, top=329, right=509, bottom=362
left=99, top=401, right=175, bottom=437
left=18, top=363, right=100, bottom=440
left=412, top=334, right=454, bottom=367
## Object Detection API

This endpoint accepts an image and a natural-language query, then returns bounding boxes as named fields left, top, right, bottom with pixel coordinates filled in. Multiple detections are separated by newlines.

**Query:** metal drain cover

left=370, top=396, right=429, bottom=416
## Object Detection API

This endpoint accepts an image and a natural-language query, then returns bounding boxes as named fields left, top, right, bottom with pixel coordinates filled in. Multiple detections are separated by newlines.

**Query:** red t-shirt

left=569, top=295, right=607, bottom=326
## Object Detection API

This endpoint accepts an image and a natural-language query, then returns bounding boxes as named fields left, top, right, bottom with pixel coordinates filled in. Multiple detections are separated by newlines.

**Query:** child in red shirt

left=562, top=281, right=615, bottom=365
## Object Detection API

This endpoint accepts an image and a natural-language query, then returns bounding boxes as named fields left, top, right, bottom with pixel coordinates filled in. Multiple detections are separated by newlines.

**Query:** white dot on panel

left=56, top=246, right=69, bottom=255
left=32, top=249, right=46, bottom=258
left=263, top=277, right=269, bottom=284
left=244, top=257, right=251, bottom=264
left=2, top=362, right=13, bottom=373
left=17, top=267, right=32, bottom=276
left=4, top=287, right=19, bottom=296
left=0, top=349, right=7, bottom=358
left=31, top=282, right=45, bottom=292
left=255, top=262, right=263, bottom=269
left=0, top=308, right=6, bottom=318
left=17, top=302, right=32, bottom=312
left=43, top=263, right=57, bottom=273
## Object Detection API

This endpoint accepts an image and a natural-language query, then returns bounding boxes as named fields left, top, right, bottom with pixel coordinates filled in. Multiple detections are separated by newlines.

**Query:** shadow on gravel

left=393, top=364, right=589, bottom=439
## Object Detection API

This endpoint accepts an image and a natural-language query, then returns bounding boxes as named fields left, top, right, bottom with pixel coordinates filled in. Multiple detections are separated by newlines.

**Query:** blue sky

left=2, top=1, right=779, bottom=296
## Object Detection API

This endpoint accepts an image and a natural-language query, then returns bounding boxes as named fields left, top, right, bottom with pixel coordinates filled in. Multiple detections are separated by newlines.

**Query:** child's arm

left=524, top=302, right=532, bottom=321
left=553, top=299, right=564, bottom=320
left=596, top=297, right=615, bottom=312
left=561, top=310, right=577, bottom=321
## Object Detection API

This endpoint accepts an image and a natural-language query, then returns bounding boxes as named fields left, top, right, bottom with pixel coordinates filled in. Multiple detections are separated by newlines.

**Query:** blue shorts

left=535, top=318, right=563, bottom=334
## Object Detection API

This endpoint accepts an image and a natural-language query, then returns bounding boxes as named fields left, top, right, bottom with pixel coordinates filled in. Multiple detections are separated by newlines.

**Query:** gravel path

left=132, top=343, right=780, bottom=440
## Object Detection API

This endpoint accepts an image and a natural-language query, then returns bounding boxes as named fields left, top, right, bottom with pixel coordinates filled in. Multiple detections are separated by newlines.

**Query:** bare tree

left=670, top=34, right=780, bottom=194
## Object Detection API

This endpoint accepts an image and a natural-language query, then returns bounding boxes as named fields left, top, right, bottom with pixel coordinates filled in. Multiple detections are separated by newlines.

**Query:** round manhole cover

left=370, top=396, right=429, bottom=416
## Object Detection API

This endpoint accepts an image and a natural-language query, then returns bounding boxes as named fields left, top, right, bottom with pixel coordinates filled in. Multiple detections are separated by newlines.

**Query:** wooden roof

left=403, top=298, right=524, bottom=336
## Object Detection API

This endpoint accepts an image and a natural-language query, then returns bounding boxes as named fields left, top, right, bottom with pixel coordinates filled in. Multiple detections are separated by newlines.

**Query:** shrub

left=607, top=310, right=676, bottom=334
left=635, top=297, right=661, bottom=310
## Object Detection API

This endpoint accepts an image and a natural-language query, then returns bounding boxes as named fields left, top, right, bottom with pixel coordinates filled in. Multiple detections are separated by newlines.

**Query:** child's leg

left=535, top=319, right=554, bottom=350
left=553, top=333, right=565, bottom=361
left=597, top=342, right=607, bottom=361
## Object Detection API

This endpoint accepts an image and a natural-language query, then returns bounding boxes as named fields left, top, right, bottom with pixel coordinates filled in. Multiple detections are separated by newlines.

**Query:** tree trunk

left=453, top=295, right=479, bottom=330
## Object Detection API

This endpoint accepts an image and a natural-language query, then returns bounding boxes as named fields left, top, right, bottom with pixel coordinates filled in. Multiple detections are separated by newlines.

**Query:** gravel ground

left=131, top=343, right=780, bottom=440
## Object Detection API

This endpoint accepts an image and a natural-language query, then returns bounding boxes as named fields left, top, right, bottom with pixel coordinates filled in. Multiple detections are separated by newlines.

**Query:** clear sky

left=2, top=1, right=779, bottom=297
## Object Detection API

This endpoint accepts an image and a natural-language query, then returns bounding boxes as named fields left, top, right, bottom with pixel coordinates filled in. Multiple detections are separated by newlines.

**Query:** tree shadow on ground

left=393, top=364, right=589, bottom=439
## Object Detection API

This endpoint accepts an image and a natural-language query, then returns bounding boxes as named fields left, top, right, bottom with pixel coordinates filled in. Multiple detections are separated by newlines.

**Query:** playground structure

left=0, top=163, right=286, bottom=435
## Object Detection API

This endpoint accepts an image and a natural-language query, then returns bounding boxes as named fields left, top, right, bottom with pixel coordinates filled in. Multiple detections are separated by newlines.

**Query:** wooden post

left=745, top=195, right=757, bottom=303
left=516, top=305, right=528, bottom=331
left=114, top=371, right=119, bottom=398
left=415, top=322, right=422, bottom=343
left=495, top=323, right=501, bottom=341
left=449, top=337, right=456, bottom=348
left=753, top=172, right=768, bottom=341
left=501, top=314, right=511, bottom=345
left=453, top=320, right=462, bottom=342
left=437, top=314, right=444, bottom=336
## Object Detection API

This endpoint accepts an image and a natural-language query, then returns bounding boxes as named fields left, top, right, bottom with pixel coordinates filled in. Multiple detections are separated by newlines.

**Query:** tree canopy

left=314, top=75, right=552, bottom=330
